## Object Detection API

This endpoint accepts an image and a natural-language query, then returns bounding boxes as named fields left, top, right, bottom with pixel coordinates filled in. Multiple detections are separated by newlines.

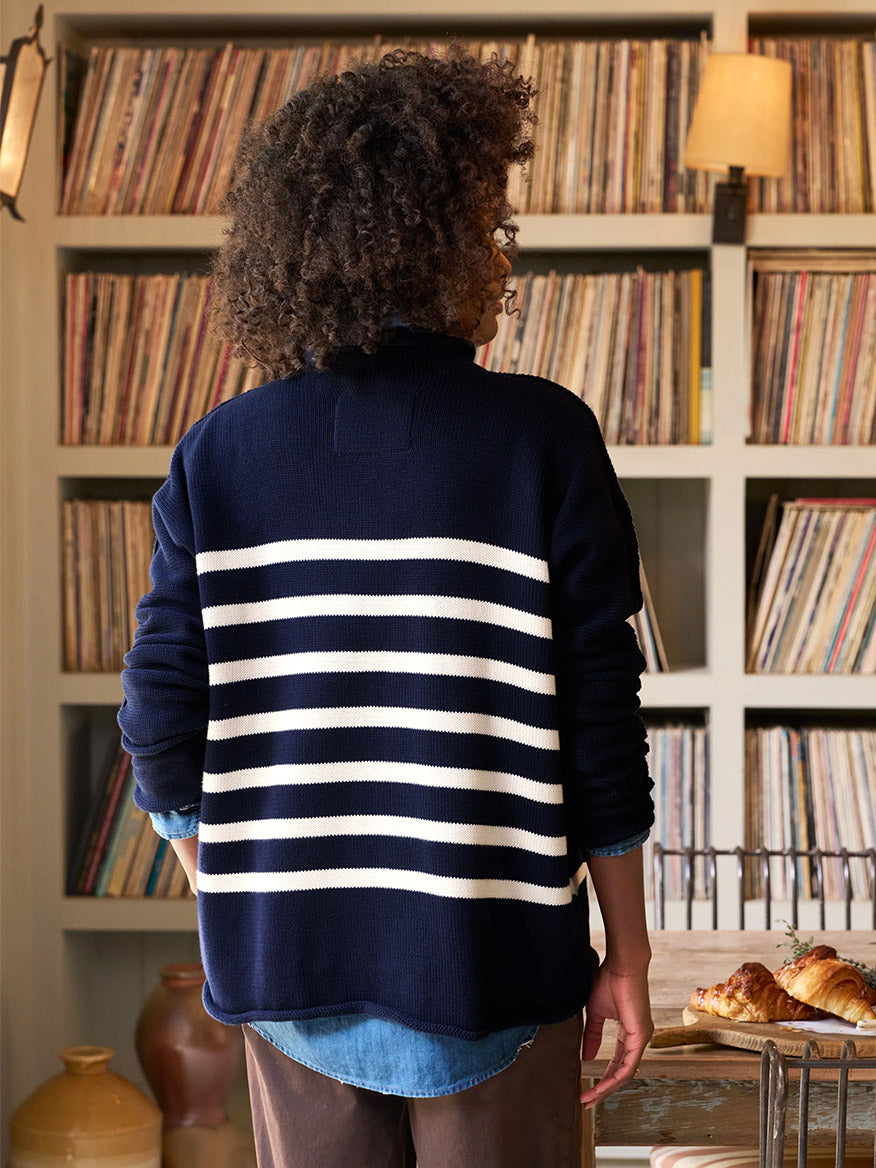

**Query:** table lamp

left=0, top=5, right=49, bottom=221
left=684, top=52, right=792, bottom=244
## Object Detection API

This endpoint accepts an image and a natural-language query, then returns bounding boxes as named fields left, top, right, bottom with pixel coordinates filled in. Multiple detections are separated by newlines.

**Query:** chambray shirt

left=151, top=807, right=647, bottom=1096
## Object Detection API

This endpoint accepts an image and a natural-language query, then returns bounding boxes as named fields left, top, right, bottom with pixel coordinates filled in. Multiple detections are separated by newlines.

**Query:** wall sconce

left=0, top=5, right=50, bottom=221
left=684, top=52, right=791, bottom=245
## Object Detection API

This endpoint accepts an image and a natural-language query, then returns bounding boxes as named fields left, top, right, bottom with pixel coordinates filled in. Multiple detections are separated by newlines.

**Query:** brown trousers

left=244, top=1014, right=584, bottom=1168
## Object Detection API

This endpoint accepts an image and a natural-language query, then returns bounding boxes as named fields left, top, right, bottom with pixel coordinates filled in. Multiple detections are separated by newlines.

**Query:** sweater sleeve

left=117, top=444, right=209, bottom=814
left=548, top=401, right=654, bottom=853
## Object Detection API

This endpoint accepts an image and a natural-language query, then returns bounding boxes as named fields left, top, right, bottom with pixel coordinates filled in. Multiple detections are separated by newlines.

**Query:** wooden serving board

left=650, top=1007, right=876, bottom=1057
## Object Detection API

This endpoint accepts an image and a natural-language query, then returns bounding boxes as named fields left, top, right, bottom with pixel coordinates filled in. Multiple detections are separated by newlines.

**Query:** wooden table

left=580, top=931, right=876, bottom=1168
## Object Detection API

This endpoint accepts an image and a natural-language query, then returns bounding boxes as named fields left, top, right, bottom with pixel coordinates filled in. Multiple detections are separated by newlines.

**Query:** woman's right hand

left=579, top=960, right=653, bottom=1108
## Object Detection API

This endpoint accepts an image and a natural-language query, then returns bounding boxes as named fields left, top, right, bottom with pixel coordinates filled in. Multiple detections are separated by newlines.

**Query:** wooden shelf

left=59, top=673, right=124, bottom=704
left=53, top=0, right=728, bottom=29
left=61, top=670, right=876, bottom=713
left=742, top=445, right=876, bottom=478
left=54, top=212, right=714, bottom=253
left=56, top=442, right=716, bottom=479
left=57, top=446, right=174, bottom=478
left=609, top=446, right=713, bottom=478
left=62, top=896, right=197, bottom=932
left=56, top=215, right=224, bottom=251
left=518, top=214, right=712, bottom=251
left=641, top=669, right=712, bottom=709
left=747, top=214, right=876, bottom=250
left=743, top=675, right=876, bottom=710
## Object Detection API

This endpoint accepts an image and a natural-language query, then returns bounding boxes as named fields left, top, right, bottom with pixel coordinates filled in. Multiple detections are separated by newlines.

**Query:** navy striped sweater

left=119, top=326, right=653, bottom=1037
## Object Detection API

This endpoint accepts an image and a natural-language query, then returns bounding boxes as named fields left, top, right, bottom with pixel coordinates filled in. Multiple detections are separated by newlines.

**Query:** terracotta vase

left=135, top=961, right=243, bottom=1129
left=9, top=1045, right=162, bottom=1168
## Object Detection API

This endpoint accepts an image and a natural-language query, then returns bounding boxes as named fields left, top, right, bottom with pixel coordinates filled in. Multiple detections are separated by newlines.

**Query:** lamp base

left=711, top=173, right=747, bottom=245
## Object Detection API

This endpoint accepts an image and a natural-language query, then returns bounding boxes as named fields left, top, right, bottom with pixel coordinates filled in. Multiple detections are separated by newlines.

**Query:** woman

left=119, top=45, right=654, bottom=1168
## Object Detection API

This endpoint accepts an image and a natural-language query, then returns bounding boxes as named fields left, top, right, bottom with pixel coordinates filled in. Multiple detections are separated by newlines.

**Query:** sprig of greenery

left=777, top=921, right=815, bottom=963
left=776, top=921, right=876, bottom=990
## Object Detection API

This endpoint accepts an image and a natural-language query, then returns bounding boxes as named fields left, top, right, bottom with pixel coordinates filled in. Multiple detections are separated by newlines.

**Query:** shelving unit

left=1, top=0, right=874, bottom=1157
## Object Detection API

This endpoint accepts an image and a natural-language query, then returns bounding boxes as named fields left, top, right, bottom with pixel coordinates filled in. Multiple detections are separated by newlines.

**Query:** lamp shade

left=0, top=6, right=48, bottom=220
left=684, top=53, right=791, bottom=177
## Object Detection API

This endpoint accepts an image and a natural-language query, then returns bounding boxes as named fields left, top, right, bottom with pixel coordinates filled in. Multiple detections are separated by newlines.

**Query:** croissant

left=774, top=945, right=876, bottom=1025
left=690, top=961, right=824, bottom=1023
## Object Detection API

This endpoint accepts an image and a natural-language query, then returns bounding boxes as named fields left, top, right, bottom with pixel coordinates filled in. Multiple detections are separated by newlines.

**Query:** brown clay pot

left=9, top=1045, right=161, bottom=1168
left=135, top=961, right=243, bottom=1129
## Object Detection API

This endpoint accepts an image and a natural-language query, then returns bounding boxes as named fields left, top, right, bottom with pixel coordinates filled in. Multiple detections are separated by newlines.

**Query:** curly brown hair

left=208, top=45, right=536, bottom=377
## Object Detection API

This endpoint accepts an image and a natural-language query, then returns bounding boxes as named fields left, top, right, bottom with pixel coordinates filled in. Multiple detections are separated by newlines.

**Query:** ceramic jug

left=10, top=1045, right=161, bottom=1168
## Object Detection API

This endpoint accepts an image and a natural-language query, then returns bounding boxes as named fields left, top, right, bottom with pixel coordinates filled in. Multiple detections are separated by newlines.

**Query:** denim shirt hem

left=247, top=1020, right=539, bottom=1097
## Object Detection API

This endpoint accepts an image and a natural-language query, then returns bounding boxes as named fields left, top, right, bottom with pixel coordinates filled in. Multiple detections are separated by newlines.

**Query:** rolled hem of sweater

left=202, top=989, right=588, bottom=1042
